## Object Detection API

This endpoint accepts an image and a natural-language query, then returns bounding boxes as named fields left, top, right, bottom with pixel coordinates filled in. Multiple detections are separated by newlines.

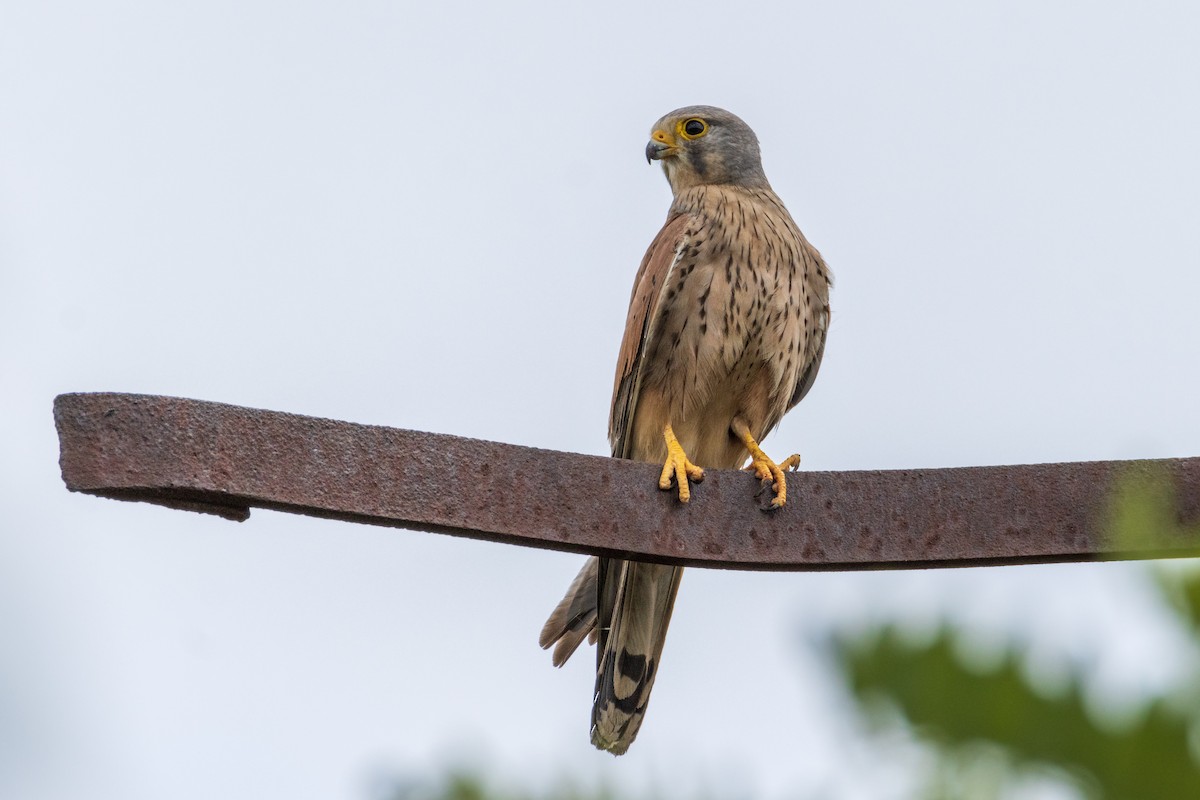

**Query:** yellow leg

left=733, top=420, right=799, bottom=508
left=658, top=424, right=705, bottom=503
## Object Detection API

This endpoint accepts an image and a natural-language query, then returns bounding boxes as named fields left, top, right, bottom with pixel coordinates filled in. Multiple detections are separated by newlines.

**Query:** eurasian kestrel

left=539, top=106, right=832, bottom=755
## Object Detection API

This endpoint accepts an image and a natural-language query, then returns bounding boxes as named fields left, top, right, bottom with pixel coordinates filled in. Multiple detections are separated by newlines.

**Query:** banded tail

left=541, top=556, right=682, bottom=755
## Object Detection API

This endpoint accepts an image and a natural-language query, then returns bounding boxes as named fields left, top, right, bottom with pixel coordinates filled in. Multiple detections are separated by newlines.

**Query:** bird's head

left=645, top=105, right=770, bottom=194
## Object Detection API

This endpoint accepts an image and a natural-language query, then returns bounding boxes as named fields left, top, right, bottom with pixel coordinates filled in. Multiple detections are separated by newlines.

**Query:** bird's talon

left=738, top=428, right=793, bottom=508
left=660, top=424, right=704, bottom=503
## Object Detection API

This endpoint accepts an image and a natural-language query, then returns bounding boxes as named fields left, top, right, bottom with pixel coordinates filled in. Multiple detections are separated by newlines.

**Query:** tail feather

left=539, top=557, right=599, bottom=667
left=590, top=559, right=682, bottom=755
left=540, top=557, right=683, bottom=755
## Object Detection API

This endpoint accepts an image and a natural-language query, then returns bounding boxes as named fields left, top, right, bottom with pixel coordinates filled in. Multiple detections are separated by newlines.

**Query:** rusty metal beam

left=53, top=392, right=1200, bottom=571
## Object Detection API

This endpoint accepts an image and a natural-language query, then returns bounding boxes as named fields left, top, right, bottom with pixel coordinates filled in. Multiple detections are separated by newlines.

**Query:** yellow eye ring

left=678, top=118, right=708, bottom=139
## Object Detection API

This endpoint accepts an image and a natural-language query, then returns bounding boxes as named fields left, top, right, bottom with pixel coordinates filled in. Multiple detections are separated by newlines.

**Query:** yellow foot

left=658, top=424, right=705, bottom=503
left=737, top=427, right=799, bottom=509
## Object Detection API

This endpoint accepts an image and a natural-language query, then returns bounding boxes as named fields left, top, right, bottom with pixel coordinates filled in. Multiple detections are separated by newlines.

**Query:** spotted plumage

left=540, top=106, right=832, bottom=755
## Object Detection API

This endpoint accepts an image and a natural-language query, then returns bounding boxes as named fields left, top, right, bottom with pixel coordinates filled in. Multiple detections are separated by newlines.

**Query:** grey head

left=645, top=105, right=770, bottom=194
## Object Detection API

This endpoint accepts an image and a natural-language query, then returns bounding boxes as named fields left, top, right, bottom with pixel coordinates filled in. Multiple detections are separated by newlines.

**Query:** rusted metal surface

left=53, top=392, right=1200, bottom=571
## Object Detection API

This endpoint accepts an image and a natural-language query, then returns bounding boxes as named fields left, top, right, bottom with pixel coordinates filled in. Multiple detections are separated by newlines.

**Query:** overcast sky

left=3, top=2, right=1200, bottom=799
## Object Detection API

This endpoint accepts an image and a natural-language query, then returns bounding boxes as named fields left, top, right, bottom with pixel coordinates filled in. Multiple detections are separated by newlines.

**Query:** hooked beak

left=645, top=129, right=678, bottom=163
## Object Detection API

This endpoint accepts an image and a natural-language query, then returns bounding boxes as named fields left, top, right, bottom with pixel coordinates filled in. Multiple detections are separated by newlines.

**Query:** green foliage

left=836, top=623, right=1200, bottom=798
left=833, top=470, right=1200, bottom=799
left=1106, top=464, right=1200, bottom=560
left=378, top=769, right=622, bottom=800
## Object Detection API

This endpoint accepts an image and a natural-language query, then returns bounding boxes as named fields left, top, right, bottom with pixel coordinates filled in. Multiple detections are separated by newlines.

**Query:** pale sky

left=3, top=2, right=1200, bottom=799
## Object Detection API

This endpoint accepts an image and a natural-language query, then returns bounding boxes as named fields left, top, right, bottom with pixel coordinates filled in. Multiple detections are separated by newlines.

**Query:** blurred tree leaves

left=376, top=768, right=622, bottom=800
left=835, top=623, right=1199, bottom=798
left=833, top=468, right=1200, bottom=799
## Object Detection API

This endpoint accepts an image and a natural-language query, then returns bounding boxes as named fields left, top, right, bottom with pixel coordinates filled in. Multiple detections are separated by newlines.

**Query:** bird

left=539, top=106, right=832, bottom=755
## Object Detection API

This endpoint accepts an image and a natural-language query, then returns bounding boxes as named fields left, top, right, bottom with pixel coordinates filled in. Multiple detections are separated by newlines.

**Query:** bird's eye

left=681, top=118, right=708, bottom=138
